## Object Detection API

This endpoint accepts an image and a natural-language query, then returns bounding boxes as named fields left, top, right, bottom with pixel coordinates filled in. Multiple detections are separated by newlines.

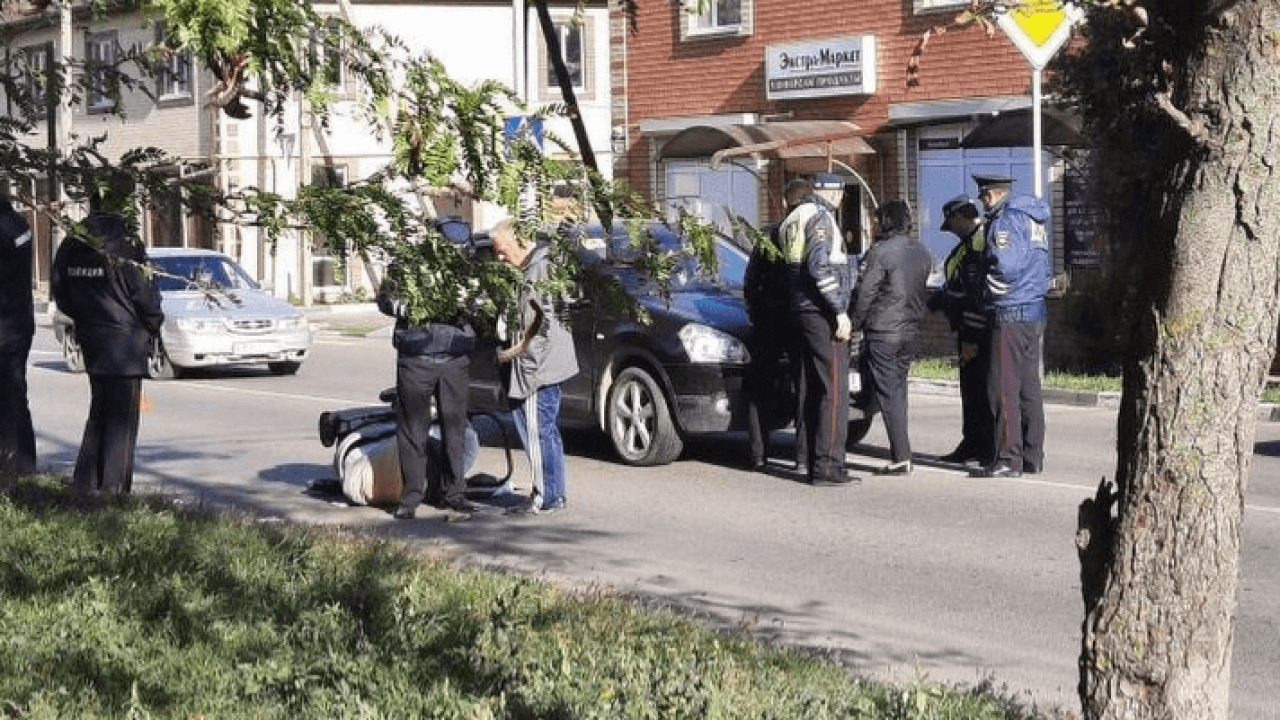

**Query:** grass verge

left=911, top=358, right=1124, bottom=394
left=0, top=476, right=1068, bottom=720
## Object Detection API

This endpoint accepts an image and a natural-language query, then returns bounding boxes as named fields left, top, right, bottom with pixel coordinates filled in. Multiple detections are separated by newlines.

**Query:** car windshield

left=151, top=255, right=259, bottom=292
left=604, top=224, right=747, bottom=291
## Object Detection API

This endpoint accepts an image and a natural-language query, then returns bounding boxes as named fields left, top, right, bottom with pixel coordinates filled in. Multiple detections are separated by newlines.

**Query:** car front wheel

left=147, top=338, right=180, bottom=380
left=606, top=365, right=683, bottom=466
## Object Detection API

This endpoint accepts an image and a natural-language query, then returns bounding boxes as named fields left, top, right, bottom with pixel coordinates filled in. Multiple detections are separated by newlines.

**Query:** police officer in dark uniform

left=0, top=197, right=36, bottom=475
left=52, top=172, right=165, bottom=495
left=779, top=173, right=855, bottom=485
left=969, top=174, right=1051, bottom=478
left=743, top=225, right=795, bottom=471
left=378, top=257, right=478, bottom=519
left=936, top=195, right=994, bottom=466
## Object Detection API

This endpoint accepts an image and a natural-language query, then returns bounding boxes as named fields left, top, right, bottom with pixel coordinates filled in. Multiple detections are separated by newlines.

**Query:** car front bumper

left=162, top=327, right=312, bottom=368
left=667, top=363, right=749, bottom=434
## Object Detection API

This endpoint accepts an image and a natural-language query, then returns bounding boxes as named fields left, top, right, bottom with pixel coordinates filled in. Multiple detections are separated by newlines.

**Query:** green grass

left=333, top=323, right=381, bottom=337
left=911, top=358, right=1123, bottom=393
left=0, top=477, right=1067, bottom=720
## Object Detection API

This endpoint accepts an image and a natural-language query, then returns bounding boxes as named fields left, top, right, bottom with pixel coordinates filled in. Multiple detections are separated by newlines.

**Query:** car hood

left=161, top=289, right=301, bottom=319
left=636, top=286, right=752, bottom=340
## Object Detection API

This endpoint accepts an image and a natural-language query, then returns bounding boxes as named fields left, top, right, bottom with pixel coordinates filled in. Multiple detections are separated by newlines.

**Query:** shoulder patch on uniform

left=993, top=230, right=1011, bottom=249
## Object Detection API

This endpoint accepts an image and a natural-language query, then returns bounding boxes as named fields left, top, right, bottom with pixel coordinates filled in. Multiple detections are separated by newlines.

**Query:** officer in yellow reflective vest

left=779, top=173, right=856, bottom=486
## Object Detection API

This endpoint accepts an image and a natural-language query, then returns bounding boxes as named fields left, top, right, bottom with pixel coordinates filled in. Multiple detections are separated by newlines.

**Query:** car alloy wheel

left=606, top=365, right=683, bottom=466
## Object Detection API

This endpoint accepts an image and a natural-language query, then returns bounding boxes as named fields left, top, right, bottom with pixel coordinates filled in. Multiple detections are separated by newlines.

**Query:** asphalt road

left=24, top=320, right=1280, bottom=719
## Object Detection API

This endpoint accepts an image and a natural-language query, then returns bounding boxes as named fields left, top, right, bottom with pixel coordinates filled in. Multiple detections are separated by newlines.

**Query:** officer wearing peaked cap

left=969, top=173, right=1052, bottom=478
left=779, top=172, right=856, bottom=485
left=935, top=194, right=993, bottom=466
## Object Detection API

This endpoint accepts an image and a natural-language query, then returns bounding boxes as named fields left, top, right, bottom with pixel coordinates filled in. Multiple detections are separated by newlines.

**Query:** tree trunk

left=1077, top=3, right=1280, bottom=718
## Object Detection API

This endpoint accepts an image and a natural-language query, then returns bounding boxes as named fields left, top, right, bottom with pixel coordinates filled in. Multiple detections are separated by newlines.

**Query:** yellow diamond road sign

left=998, top=1, right=1083, bottom=70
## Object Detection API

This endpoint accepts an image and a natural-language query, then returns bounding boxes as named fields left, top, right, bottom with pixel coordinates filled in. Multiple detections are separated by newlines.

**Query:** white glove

left=834, top=313, right=852, bottom=342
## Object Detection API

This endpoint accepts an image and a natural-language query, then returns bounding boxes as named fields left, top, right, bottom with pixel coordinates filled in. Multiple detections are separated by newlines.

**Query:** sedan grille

left=230, top=318, right=275, bottom=333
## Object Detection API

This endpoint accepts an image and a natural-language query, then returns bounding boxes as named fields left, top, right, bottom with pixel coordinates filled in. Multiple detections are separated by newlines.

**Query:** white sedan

left=54, top=248, right=312, bottom=379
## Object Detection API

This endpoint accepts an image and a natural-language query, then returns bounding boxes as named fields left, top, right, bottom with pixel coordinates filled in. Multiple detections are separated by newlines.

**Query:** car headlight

left=678, top=323, right=750, bottom=364
left=278, top=315, right=308, bottom=330
left=174, top=317, right=223, bottom=333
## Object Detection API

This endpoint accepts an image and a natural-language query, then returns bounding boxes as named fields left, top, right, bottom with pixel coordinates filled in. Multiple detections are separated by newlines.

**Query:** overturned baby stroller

left=317, top=388, right=515, bottom=507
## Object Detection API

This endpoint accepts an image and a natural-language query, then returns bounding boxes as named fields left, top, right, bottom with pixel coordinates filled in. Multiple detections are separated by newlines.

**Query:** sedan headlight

left=278, top=315, right=308, bottom=331
left=678, top=323, right=750, bottom=364
left=174, top=317, right=224, bottom=333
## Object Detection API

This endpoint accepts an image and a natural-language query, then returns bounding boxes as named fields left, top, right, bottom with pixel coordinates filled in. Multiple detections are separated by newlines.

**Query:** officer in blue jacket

left=969, top=174, right=1051, bottom=478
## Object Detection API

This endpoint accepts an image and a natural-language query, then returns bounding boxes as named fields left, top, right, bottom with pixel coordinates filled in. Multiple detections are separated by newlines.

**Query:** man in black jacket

left=0, top=197, right=36, bottom=475
left=52, top=173, right=164, bottom=495
left=378, top=248, right=478, bottom=520
left=850, top=199, right=933, bottom=476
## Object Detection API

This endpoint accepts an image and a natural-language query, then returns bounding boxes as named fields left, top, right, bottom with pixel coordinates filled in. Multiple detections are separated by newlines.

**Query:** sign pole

left=1033, top=67, right=1043, bottom=198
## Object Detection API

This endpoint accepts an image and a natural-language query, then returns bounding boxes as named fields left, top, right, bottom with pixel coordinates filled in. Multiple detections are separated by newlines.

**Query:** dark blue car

left=466, top=220, right=793, bottom=466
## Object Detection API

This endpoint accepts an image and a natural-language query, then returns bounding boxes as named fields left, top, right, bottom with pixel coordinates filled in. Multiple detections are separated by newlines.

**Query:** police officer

left=849, top=199, right=933, bottom=476
left=378, top=247, right=478, bottom=519
left=52, top=172, right=165, bottom=495
left=0, top=197, right=36, bottom=476
left=742, top=224, right=794, bottom=471
left=936, top=195, right=993, bottom=466
left=780, top=173, right=855, bottom=486
left=969, top=174, right=1051, bottom=478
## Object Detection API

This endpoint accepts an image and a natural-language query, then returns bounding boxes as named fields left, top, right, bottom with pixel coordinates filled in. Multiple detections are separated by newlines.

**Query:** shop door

left=663, top=159, right=760, bottom=236
left=918, top=138, right=1051, bottom=272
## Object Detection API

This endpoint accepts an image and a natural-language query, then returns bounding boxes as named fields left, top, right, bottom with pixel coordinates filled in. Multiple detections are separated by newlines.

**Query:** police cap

left=972, top=173, right=1014, bottom=190
left=812, top=172, right=845, bottom=190
left=940, top=195, right=980, bottom=230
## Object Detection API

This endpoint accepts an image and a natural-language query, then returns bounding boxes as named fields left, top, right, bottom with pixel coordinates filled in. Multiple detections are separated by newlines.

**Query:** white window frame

left=85, top=30, right=119, bottom=113
left=912, top=0, right=969, bottom=14
left=548, top=22, right=585, bottom=94
left=21, top=43, right=50, bottom=116
left=154, top=23, right=193, bottom=103
left=310, top=20, right=347, bottom=92
left=686, top=0, right=743, bottom=36
left=537, top=15, right=593, bottom=102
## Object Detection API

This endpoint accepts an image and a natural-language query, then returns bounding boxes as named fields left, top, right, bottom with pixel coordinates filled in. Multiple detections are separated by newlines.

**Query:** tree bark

left=1077, top=3, right=1280, bottom=718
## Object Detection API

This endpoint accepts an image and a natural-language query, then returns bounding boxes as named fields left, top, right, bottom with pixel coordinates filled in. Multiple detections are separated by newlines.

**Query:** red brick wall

left=613, top=1, right=1033, bottom=203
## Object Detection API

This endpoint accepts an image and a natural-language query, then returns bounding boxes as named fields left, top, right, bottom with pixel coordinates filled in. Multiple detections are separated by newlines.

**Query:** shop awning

left=657, top=121, right=875, bottom=168
left=961, top=107, right=1084, bottom=148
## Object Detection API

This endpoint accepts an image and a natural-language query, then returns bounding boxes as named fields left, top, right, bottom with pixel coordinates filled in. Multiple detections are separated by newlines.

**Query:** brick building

left=608, top=1, right=1100, bottom=364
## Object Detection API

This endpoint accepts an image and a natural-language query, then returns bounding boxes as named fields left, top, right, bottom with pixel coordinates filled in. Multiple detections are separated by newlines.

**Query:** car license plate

left=234, top=342, right=278, bottom=356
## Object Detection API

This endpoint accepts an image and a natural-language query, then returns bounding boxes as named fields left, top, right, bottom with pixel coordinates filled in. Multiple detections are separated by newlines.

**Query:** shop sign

left=765, top=35, right=876, bottom=101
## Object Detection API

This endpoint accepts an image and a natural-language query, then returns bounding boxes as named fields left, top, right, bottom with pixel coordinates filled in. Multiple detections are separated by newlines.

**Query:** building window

left=85, top=31, right=119, bottom=113
left=547, top=22, right=583, bottom=92
left=20, top=43, right=51, bottom=117
left=154, top=24, right=193, bottom=103
left=680, top=0, right=752, bottom=40
left=310, top=21, right=346, bottom=90
left=537, top=16, right=593, bottom=101
left=310, top=165, right=347, bottom=289
left=912, top=0, right=969, bottom=13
